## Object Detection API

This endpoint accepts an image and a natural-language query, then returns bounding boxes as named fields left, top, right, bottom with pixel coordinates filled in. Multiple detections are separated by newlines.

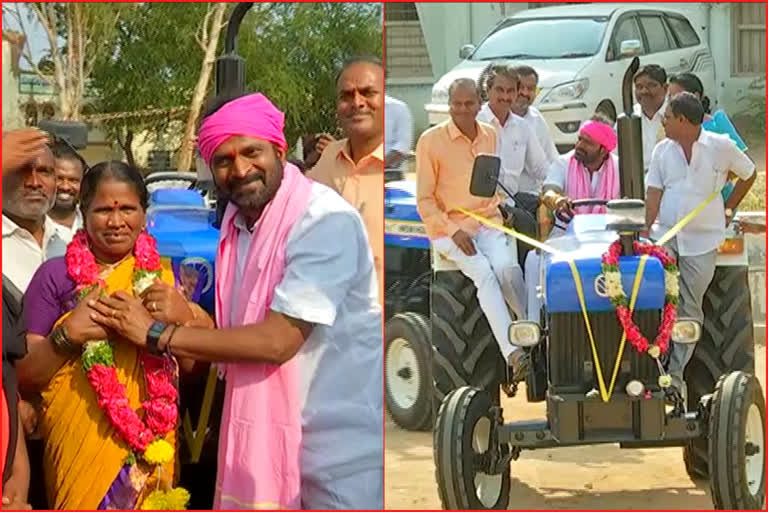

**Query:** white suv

left=426, top=3, right=715, bottom=151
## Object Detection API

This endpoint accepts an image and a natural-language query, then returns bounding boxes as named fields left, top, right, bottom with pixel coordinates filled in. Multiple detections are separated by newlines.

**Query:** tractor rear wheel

left=683, top=266, right=755, bottom=481
left=431, top=271, right=504, bottom=412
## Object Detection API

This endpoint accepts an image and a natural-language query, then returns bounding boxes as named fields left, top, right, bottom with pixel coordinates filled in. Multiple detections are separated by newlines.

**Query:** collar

left=447, top=119, right=484, bottom=141
left=634, top=99, right=667, bottom=121
left=478, top=103, right=511, bottom=128
left=2, top=214, right=63, bottom=241
left=336, top=138, right=384, bottom=166
left=671, top=126, right=710, bottom=150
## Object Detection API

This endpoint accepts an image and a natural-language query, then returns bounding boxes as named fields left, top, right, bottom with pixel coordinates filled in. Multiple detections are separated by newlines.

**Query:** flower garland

left=66, top=230, right=187, bottom=506
left=600, top=240, right=679, bottom=360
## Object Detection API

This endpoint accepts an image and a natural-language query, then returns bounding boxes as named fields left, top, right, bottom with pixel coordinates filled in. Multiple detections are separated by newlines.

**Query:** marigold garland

left=65, top=230, right=188, bottom=507
left=600, top=240, right=679, bottom=357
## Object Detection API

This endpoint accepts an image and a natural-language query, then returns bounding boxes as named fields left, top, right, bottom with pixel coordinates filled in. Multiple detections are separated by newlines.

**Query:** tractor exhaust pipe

left=615, top=57, right=645, bottom=200
left=215, top=2, right=254, bottom=97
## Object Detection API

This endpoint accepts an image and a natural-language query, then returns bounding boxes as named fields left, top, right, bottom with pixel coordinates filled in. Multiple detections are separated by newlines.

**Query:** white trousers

left=433, top=227, right=526, bottom=360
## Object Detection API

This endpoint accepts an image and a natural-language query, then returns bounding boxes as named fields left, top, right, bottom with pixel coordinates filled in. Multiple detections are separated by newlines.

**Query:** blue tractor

left=385, top=58, right=764, bottom=510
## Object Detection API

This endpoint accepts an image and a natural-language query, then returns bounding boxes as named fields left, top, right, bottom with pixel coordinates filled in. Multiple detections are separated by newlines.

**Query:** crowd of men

left=2, top=57, right=384, bottom=510
left=399, top=61, right=758, bottom=400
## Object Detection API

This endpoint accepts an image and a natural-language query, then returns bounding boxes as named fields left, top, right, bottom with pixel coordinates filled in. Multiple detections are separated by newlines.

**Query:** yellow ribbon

left=457, top=177, right=733, bottom=401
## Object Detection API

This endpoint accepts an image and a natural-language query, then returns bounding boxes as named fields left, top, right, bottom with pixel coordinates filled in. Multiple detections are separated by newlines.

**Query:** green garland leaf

left=82, top=341, right=115, bottom=371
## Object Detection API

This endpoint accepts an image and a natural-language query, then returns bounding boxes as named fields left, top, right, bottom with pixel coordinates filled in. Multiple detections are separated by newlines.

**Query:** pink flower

left=134, top=232, right=161, bottom=271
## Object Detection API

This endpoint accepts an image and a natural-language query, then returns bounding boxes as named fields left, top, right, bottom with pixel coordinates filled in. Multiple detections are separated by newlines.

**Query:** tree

left=2, top=3, right=127, bottom=120
left=238, top=3, right=383, bottom=147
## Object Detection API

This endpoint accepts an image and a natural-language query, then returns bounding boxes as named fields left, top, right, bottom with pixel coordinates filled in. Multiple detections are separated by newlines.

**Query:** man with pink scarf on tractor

left=88, top=92, right=383, bottom=509
left=525, top=114, right=621, bottom=324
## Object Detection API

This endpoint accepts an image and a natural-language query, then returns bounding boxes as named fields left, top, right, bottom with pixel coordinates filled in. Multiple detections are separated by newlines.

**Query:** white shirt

left=476, top=104, right=549, bottom=202
left=519, top=106, right=559, bottom=194
left=646, top=129, right=755, bottom=256
left=230, top=182, right=383, bottom=480
left=2, top=214, right=69, bottom=293
left=543, top=150, right=620, bottom=195
left=384, top=95, right=413, bottom=170
left=634, top=101, right=667, bottom=171
left=50, top=209, right=83, bottom=244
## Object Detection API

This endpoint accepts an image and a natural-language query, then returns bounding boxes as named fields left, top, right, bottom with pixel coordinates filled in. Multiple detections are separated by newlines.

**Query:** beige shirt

left=415, top=119, right=502, bottom=240
left=308, top=138, right=383, bottom=305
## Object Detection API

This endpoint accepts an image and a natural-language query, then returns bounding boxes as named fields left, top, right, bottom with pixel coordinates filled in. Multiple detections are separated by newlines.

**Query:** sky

left=3, top=4, right=53, bottom=70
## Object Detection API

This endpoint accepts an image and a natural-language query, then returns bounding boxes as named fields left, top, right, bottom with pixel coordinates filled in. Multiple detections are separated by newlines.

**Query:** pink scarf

left=213, top=162, right=313, bottom=509
left=565, top=154, right=619, bottom=214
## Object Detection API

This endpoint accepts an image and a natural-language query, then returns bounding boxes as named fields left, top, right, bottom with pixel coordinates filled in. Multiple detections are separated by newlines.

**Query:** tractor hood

left=385, top=180, right=429, bottom=250
left=543, top=215, right=665, bottom=313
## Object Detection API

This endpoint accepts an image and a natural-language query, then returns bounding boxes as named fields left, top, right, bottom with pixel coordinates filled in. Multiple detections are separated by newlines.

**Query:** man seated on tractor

left=645, top=91, right=756, bottom=400
left=525, top=114, right=620, bottom=322
left=476, top=64, right=550, bottom=268
left=415, top=77, right=529, bottom=381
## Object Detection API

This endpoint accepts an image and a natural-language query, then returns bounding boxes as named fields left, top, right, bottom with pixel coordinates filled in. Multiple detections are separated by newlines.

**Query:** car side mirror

left=619, top=39, right=642, bottom=58
left=38, top=120, right=88, bottom=149
left=459, top=44, right=475, bottom=60
left=469, top=154, right=500, bottom=197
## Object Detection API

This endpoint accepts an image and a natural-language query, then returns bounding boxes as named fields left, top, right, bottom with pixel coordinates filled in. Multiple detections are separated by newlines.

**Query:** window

left=384, top=2, right=432, bottom=79
left=609, top=16, right=644, bottom=60
left=471, top=17, right=608, bottom=61
left=640, top=15, right=674, bottom=54
left=731, top=3, right=766, bottom=75
left=666, top=16, right=700, bottom=48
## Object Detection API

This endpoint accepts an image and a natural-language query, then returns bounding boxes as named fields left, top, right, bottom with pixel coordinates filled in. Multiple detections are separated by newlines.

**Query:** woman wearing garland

left=17, top=161, right=212, bottom=510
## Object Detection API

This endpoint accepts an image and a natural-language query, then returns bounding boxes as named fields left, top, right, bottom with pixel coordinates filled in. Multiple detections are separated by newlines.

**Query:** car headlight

left=671, top=319, right=702, bottom=344
left=540, top=78, right=589, bottom=104
left=508, top=321, right=541, bottom=347
left=431, top=86, right=448, bottom=104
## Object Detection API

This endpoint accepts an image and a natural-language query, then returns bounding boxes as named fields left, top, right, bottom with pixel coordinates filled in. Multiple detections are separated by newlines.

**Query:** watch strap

left=146, top=321, right=167, bottom=355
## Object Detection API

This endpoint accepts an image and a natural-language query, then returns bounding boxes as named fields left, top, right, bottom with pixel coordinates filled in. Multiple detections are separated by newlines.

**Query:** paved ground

left=384, top=346, right=765, bottom=510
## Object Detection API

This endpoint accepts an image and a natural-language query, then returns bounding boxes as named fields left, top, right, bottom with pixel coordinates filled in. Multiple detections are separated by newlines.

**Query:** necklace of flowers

left=600, top=239, right=679, bottom=365
left=66, top=230, right=187, bottom=507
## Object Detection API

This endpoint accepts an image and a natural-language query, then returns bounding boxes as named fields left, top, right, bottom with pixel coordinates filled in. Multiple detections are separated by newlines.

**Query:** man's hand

left=736, top=219, right=766, bottom=234
left=314, top=133, right=335, bottom=154
left=2, top=475, right=31, bottom=510
left=2, top=129, right=49, bottom=176
left=554, top=196, right=573, bottom=217
left=451, top=229, right=476, bottom=256
left=17, top=400, right=38, bottom=436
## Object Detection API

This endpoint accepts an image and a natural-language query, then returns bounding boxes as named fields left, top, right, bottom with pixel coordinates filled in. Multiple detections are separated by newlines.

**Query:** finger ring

left=151, top=301, right=157, bottom=312
left=111, top=309, right=119, bottom=318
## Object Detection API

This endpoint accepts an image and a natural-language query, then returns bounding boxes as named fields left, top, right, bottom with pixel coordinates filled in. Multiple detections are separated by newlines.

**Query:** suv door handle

left=680, top=58, right=688, bottom=66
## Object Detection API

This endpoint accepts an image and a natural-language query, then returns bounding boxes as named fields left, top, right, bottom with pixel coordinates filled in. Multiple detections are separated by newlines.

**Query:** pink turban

left=197, top=93, right=288, bottom=166
left=580, top=120, right=617, bottom=152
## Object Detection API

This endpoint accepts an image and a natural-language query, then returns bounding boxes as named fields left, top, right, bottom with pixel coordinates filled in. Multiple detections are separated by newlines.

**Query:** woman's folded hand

left=88, top=291, right=155, bottom=348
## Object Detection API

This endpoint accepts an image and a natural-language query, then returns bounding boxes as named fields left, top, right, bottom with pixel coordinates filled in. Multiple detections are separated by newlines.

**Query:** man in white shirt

left=477, top=64, right=549, bottom=266
left=47, top=142, right=85, bottom=241
left=633, top=64, right=668, bottom=172
left=2, top=131, right=68, bottom=293
left=384, top=93, right=413, bottom=176
left=645, top=92, right=756, bottom=395
left=511, top=64, right=560, bottom=199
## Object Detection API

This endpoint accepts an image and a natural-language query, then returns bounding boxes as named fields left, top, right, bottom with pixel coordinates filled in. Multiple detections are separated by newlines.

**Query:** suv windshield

left=471, top=17, right=608, bottom=61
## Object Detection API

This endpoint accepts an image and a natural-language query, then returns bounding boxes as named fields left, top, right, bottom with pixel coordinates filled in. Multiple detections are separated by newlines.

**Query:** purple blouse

left=23, top=257, right=78, bottom=337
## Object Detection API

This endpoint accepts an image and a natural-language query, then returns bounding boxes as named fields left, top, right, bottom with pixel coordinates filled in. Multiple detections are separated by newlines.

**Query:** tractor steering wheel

left=555, top=198, right=610, bottom=225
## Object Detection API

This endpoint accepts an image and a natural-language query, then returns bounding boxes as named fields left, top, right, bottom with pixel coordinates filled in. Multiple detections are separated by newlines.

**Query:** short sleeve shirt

left=264, top=182, right=383, bottom=480
left=646, top=129, right=755, bottom=256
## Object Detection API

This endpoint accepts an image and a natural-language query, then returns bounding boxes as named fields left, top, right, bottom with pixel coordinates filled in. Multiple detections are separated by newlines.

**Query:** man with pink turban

left=525, top=114, right=621, bottom=324
left=91, top=92, right=383, bottom=509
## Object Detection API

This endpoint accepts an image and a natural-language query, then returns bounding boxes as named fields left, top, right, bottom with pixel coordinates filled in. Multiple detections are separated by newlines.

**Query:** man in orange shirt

left=416, top=78, right=528, bottom=380
left=308, top=56, right=384, bottom=305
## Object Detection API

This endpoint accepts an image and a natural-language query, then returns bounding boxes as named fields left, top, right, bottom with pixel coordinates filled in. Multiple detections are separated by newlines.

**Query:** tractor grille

left=548, top=311, right=661, bottom=394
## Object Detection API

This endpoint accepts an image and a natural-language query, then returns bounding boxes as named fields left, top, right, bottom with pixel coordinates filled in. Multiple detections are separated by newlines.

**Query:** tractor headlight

left=625, top=379, right=645, bottom=397
left=508, top=321, right=541, bottom=347
left=672, top=319, right=701, bottom=344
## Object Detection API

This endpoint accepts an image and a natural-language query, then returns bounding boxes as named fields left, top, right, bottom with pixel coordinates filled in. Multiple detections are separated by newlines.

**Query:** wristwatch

left=146, top=321, right=168, bottom=355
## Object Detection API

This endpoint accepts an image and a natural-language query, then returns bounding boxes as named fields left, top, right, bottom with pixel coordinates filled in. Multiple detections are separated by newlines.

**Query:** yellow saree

left=40, top=256, right=177, bottom=510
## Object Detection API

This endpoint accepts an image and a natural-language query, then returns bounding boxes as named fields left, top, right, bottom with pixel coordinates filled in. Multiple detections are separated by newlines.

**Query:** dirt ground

left=384, top=346, right=766, bottom=510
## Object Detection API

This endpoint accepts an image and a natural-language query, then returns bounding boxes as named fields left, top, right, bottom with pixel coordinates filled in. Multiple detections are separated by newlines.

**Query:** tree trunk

left=117, top=127, right=136, bottom=169
left=176, top=3, right=228, bottom=172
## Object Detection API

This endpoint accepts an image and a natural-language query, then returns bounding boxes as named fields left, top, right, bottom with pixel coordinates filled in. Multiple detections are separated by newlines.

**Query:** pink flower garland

left=601, top=240, right=678, bottom=356
left=66, top=230, right=179, bottom=455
